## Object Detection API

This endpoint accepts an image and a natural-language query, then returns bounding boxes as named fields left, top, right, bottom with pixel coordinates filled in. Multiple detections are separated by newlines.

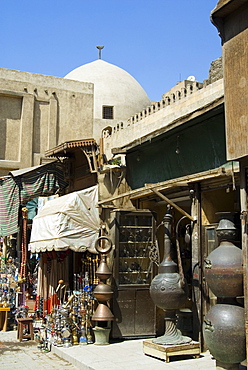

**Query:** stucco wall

left=0, top=68, right=94, bottom=175
left=0, top=95, right=22, bottom=162
left=103, top=79, right=224, bottom=160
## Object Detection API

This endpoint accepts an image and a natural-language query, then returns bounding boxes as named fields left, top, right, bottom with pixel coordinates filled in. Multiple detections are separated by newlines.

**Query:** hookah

left=60, top=307, right=72, bottom=347
left=79, top=273, right=94, bottom=344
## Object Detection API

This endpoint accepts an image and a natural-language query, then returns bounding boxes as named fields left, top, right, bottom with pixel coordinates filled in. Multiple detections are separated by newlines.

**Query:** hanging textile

left=26, top=198, right=39, bottom=219
left=36, top=251, right=69, bottom=315
left=0, top=176, right=20, bottom=236
left=18, top=163, right=68, bottom=204
left=0, top=162, right=68, bottom=237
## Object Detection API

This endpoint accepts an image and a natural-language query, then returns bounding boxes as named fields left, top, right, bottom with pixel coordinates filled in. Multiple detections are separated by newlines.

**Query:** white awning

left=29, top=186, right=100, bottom=254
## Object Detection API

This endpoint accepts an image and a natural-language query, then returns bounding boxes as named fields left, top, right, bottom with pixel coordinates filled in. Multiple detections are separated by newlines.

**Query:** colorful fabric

left=20, top=164, right=68, bottom=204
left=0, top=177, right=20, bottom=236
left=0, top=163, right=68, bottom=237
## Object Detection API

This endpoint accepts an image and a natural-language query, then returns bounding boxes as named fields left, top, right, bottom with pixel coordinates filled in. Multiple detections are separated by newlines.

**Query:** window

left=102, top=106, right=114, bottom=119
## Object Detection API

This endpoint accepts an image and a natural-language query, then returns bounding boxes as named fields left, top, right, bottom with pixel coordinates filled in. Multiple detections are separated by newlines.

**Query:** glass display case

left=117, top=212, right=154, bottom=285
left=110, top=210, right=156, bottom=338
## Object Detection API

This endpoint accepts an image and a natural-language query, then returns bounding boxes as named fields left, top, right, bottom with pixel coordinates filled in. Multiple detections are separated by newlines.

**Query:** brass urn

left=203, top=212, right=245, bottom=365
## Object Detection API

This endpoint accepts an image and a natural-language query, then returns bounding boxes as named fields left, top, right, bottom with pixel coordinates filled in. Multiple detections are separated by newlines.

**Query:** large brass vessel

left=150, top=208, right=191, bottom=345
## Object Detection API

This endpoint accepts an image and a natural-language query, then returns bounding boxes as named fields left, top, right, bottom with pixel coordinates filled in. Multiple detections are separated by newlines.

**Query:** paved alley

left=0, top=330, right=77, bottom=370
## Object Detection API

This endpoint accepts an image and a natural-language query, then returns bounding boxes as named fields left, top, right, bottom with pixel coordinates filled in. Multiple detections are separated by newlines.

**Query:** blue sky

left=1, top=1, right=221, bottom=101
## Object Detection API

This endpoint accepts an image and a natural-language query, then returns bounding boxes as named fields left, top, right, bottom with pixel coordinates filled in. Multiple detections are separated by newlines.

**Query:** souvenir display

left=0, top=255, right=19, bottom=330
left=34, top=239, right=114, bottom=350
left=35, top=270, right=97, bottom=350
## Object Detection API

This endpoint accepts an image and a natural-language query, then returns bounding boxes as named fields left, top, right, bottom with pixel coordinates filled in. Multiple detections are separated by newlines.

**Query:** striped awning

left=0, top=162, right=68, bottom=237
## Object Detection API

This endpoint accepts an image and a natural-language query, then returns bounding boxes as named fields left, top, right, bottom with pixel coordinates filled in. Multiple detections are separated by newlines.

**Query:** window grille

left=103, top=106, right=114, bottom=119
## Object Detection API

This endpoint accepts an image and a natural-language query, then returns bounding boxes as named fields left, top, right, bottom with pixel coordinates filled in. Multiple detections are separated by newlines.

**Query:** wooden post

left=240, top=159, right=248, bottom=361
left=191, top=183, right=202, bottom=347
left=2, top=237, right=7, bottom=266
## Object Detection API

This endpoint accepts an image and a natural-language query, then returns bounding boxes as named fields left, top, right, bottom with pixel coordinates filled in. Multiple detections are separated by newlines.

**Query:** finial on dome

left=96, top=46, right=104, bottom=59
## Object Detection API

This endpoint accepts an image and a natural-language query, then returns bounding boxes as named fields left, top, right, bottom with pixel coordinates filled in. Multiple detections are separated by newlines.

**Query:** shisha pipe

left=56, top=279, right=65, bottom=306
left=61, top=283, right=68, bottom=304
left=63, top=294, right=75, bottom=308
left=56, top=279, right=64, bottom=294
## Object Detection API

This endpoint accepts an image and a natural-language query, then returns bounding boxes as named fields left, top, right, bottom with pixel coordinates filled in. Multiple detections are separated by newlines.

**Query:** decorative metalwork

left=150, top=207, right=192, bottom=345
left=203, top=212, right=245, bottom=365
left=92, top=236, right=114, bottom=322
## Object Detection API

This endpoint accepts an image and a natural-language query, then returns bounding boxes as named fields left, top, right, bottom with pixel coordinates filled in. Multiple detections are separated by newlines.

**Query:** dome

left=64, top=59, right=150, bottom=121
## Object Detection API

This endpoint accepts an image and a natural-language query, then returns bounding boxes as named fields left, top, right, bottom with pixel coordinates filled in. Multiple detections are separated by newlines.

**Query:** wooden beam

left=152, top=189, right=194, bottom=221
left=97, top=165, right=239, bottom=206
left=98, top=182, right=187, bottom=205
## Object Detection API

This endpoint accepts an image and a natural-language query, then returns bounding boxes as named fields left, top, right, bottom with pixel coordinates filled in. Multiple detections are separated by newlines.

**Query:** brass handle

left=204, top=259, right=212, bottom=269
left=204, top=319, right=214, bottom=332
left=95, top=236, right=112, bottom=254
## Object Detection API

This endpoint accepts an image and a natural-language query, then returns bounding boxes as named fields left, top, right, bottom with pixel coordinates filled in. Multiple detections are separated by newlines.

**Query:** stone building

left=0, top=68, right=93, bottom=176
left=0, top=59, right=150, bottom=177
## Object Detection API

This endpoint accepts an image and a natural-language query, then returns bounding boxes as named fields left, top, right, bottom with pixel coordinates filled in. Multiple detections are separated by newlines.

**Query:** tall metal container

left=150, top=207, right=191, bottom=345
left=203, top=212, right=245, bottom=366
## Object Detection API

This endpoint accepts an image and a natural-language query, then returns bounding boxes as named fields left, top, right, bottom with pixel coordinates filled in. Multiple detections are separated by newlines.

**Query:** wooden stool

left=0, top=307, right=10, bottom=332
left=17, top=317, right=34, bottom=341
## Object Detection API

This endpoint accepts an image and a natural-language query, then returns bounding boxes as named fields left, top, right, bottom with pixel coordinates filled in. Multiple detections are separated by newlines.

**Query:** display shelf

left=120, top=226, right=152, bottom=229
left=119, top=271, right=151, bottom=285
left=110, top=210, right=156, bottom=337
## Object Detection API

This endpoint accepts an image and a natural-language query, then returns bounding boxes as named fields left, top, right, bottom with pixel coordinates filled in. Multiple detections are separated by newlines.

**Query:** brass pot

left=204, top=212, right=243, bottom=298
left=93, top=282, right=113, bottom=302
left=203, top=304, right=246, bottom=364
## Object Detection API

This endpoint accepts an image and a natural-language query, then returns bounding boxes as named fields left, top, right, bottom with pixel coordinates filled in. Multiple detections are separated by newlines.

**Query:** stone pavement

left=1, top=330, right=246, bottom=370
left=51, top=337, right=216, bottom=370
left=0, top=329, right=216, bottom=370
left=0, top=330, right=78, bottom=370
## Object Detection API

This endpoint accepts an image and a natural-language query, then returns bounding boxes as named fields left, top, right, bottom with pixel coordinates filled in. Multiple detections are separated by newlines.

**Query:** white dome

left=64, top=59, right=150, bottom=121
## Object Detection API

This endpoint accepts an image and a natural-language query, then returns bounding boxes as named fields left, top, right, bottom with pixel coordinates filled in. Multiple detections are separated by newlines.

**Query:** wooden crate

left=143, top=339, right=201, bottom=363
